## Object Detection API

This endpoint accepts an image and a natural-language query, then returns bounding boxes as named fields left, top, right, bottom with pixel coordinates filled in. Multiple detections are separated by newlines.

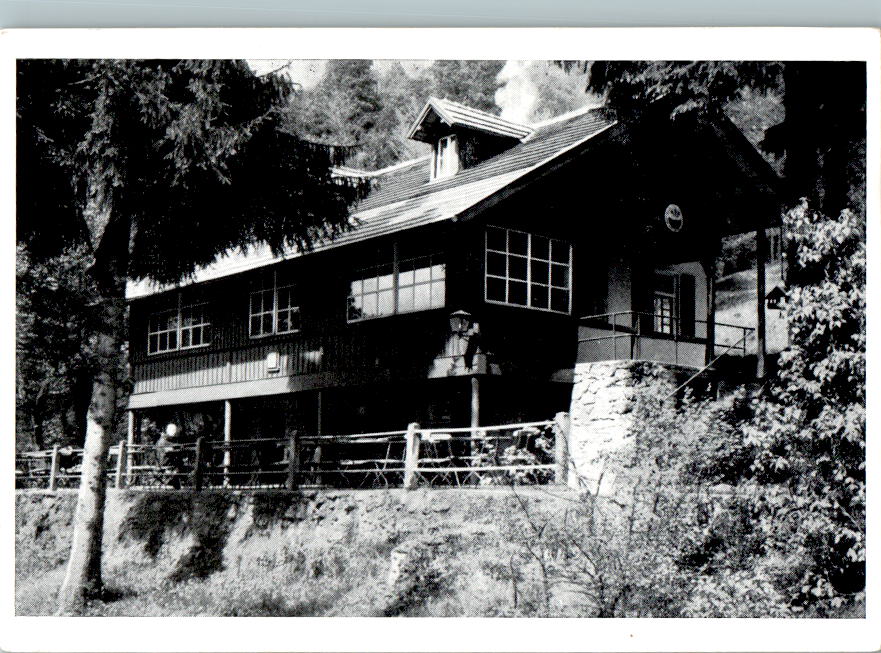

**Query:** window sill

left=248, top=329, right=301, bottom=340
left=347, top=306, right=446, bottom=325
left=484, top=298, right=572, bottom=316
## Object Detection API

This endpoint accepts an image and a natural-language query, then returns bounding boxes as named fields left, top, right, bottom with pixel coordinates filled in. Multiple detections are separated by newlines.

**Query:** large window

left=148, top=301, right=210, bottom=355
left=485, top=226, right=572, bottom=314
left=250, top=270, right=300, bottom=338
left=348, top=246, right=445, bottom=321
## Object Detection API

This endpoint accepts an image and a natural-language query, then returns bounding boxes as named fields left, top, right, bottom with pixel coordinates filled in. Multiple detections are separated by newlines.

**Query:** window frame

left=248, top=269, right=301, bottom=339
left=484, top=226, right=573, bottom=315
left=147, top=296, right=211, bottom=356
left=347, top=242, right=446, bottom=323
left=431, top=134, right=459, bottom=181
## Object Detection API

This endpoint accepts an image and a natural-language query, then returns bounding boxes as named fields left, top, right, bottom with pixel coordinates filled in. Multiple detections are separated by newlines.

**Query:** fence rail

left=15, top=415, right=569, bottom=491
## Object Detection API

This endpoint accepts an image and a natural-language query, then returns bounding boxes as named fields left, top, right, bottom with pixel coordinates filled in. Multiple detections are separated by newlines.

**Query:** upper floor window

left=432, top=134, right=459, bottom=180
left=485, top=226, right=572, bottom=314
left=250, top=269, right=300, bottom=338
left=348, top=245, right=445, bottom=321
left=148, top=300, right=210, bottom=355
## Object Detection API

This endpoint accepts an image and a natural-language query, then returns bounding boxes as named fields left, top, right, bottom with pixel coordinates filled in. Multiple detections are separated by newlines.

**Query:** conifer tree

left=17, top=59, right=364, bottom=614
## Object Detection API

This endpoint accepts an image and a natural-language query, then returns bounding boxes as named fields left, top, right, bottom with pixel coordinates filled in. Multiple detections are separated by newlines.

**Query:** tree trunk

left=56, top=178, right=130, bottom=615
left=56, top=292, right=126, bottom=615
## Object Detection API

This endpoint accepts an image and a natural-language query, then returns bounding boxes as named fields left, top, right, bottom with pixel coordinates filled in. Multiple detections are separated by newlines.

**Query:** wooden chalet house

left=125, top=97, right=778, bottom=449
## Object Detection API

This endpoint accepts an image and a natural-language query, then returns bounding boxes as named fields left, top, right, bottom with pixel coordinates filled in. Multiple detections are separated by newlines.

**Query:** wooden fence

left=15, top=413, right=571, bottom=491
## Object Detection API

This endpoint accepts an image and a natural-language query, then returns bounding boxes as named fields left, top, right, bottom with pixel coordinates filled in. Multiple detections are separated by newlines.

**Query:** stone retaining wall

left=567, top=360, right=690, bottom=494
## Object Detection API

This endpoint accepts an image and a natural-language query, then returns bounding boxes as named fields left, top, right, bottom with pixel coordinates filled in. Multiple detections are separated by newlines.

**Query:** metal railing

left=15, top=415, right=570, bottom=491
left=578, top=311, right=754, bottom=366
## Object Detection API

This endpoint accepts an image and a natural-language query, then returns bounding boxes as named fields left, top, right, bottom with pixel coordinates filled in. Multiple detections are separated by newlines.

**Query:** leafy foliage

left=747, top=201, right=865, bottom=608
left=582, top=61, right=781, bottom=121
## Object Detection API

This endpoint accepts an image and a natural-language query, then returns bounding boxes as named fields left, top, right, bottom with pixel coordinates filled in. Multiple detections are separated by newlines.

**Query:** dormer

left=407, top=97, right=532, bottom=181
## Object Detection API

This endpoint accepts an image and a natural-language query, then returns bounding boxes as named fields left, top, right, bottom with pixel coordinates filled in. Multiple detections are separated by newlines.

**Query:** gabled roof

left=126, top=106, right=615, bottom=300
left=407, top=97, right=533, bottom=142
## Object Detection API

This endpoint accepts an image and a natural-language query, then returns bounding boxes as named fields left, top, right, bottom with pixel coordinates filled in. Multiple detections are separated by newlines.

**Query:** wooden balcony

left=577, top=311, right=754, bottom=369
left=129, top=326, right=486, bottom=408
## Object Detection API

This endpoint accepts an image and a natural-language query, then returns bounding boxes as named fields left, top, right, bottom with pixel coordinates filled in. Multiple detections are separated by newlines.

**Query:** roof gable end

left=407, top=96, right=533, bottom=143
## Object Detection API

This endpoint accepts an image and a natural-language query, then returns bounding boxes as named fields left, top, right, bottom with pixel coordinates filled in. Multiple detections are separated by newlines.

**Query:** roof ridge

left=334, top=155, right=430, bottom=178
left=431, top=96, right=531, bottom=130
left=527, top=104, right=606, bottom=130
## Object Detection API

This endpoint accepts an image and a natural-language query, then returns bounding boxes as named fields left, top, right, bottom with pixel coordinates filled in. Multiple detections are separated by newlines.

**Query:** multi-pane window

left=485, top=226, right=572, bottom=314
left=653, top=294, right=675, bottom=334
left=148, top=301, right=210, bottom=354
left=651, top=273, right=695, bottom=337
left=348, top=248, right=445, bottom=321
left=432, top=135, right=459, bottom=180
left=250, top=270, right=300, bottom=338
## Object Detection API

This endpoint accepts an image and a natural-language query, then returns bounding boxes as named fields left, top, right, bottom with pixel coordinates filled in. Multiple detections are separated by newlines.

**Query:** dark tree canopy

left=18, top=59, right=365, bottom=285
left=578, top=61, right=866, bottom=214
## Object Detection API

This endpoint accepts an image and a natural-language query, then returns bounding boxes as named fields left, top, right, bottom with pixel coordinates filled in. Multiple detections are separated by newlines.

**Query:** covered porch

left=577, top=310, right=754, bottom=370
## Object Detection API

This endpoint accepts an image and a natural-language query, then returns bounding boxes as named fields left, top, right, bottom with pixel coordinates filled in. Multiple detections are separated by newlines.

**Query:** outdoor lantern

left=449, top=309, right=473, bottom=336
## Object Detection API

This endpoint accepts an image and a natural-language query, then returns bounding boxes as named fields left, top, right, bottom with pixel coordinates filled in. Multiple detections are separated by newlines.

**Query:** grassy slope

left=16, top=488, right=579, bottom=617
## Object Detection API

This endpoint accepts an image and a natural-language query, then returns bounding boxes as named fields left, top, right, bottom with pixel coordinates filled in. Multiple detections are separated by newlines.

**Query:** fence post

left=286, top=431, right=299, bottom=490
left=554, top=412, right=570, bottom=487
left=49, top=444, right=60, bottom=491
left=194, top=437, right=204, bottom=492
left=403, top=422, right=421, bottom=490
left=115, top=439, right=127, bottom=489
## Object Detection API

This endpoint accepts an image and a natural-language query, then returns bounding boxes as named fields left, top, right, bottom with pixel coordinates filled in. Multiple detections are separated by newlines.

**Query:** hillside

left=17, top=488, right=580, bottom=617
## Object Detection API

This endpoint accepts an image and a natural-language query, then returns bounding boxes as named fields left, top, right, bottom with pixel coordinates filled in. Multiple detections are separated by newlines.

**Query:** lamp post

left=449, top=309, right=472, bottom=337
left=450, top=310, right=480, bottom=463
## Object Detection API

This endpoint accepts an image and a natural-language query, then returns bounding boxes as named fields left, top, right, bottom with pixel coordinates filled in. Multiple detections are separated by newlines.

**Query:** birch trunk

left=56, top=293, right=126, bottom=615
left=56, top=173, right=129, bottom=615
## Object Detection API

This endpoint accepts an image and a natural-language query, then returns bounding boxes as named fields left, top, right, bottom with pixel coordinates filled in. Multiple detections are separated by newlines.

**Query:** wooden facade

left=126, top=100, right=778, bottom=438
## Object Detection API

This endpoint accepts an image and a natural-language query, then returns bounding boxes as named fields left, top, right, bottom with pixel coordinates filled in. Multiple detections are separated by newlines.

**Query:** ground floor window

left=651, top=272, right=695, bottom=337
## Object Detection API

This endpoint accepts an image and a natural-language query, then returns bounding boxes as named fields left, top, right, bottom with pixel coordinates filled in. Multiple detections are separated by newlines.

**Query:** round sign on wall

left=664, top=204, right=684, bottom=232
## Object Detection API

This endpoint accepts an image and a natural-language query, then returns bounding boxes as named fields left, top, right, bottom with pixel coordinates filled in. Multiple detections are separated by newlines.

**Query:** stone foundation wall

left=567, top=360, right=689, bottom=494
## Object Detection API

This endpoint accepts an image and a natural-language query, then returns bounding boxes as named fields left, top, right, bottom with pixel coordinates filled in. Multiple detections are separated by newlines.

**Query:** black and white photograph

left=4, top=26, right=878, bottom=650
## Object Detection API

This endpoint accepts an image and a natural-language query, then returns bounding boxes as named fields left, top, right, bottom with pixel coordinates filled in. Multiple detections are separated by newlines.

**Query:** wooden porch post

left=470, top=377, right=480, bottom=432
left=114, top=440, right=127, bottom=489
left=126, top=410, right=138, bottom=487
left=403, top=422, right=421, bottom=490
left=316, top=389, right=323, bottom=436
left=755, top=226, right=768, bottom=379
left=223, top=399, right=232, bottom=487
left=553, top=412, right=570, bottom=486
left=49, top=444, right=60, bottom=491
left=705, top=259, right=717, bottom=366
left=470, top=376, right=481, bottom=471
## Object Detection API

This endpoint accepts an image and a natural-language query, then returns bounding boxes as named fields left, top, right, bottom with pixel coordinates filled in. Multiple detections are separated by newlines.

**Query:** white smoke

left=495, top=60, right=538, bottom=123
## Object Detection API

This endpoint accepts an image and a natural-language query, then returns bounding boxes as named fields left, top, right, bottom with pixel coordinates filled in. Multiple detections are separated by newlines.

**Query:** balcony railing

left=578, top=311, right=754, bottom=368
